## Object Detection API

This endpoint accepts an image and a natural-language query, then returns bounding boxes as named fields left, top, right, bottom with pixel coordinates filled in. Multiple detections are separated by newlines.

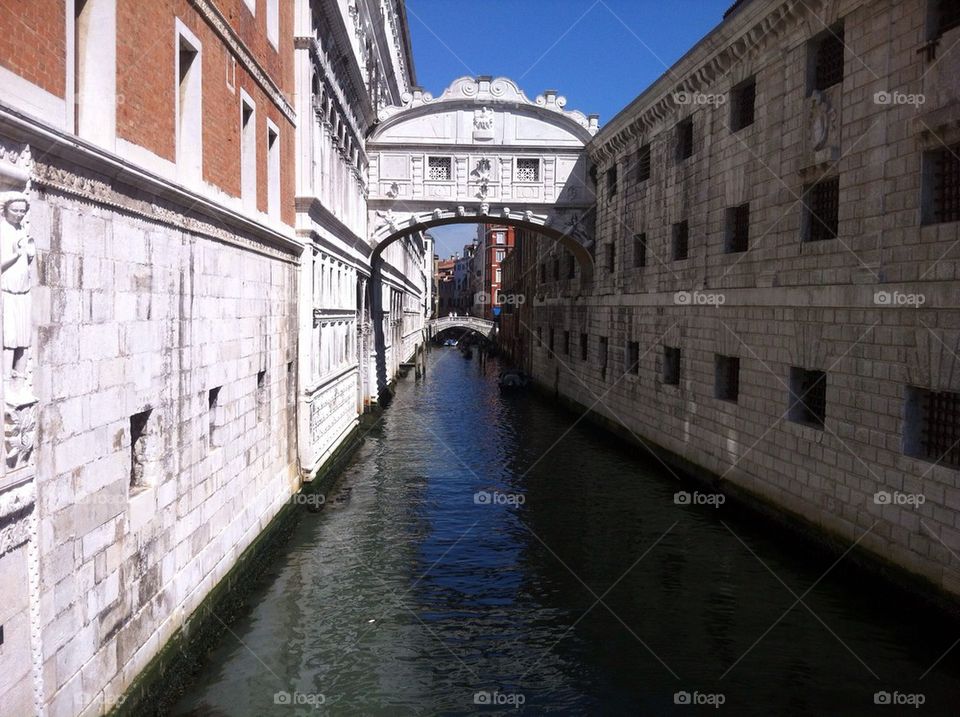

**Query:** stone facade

left=511, top=0, right=960, bottom=599
left=0, top=2, right=426, bottom=716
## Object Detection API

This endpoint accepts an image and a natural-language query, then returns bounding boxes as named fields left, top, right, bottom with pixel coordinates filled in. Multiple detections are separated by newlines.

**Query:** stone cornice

left=589, top=0, right=838, bottom=166
left=299, top=37, right=367, bottom=158
left=0, top=104, right=302, bottom=262
left=376, top=76, right=600, bottom=139
left=191, top=0, right=296, bottom=124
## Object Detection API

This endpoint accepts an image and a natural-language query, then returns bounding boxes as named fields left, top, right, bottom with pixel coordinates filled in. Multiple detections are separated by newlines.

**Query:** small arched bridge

left=428, top=315, right=496, bottom=340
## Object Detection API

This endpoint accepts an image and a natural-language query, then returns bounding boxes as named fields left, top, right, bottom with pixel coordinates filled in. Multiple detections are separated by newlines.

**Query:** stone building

left=472, top=223, right=515, bottom=319
left=0, top=1, right=427, bottom=715
left=518, top=0, right=960, bottom=598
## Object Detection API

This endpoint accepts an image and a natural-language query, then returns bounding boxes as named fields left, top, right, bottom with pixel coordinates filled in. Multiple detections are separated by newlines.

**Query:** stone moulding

left=0, top=105, right=302, bottom=263
left=191, top=0, right=296, bottom=124
left=377, top=76, right=600, bottom=137
left=589, top=0, right=822, bottom=166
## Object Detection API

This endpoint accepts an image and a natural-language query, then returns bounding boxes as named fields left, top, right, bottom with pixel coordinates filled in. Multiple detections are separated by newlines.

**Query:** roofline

left=396, top=0, right=417, bottom=88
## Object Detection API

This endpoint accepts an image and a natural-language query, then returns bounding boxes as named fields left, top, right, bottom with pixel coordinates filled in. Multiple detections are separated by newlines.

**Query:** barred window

left=606, top=243, right=616, bottom=272
left=936, top=0, right=960, bottom=38
left=672, top=221, right=689, bottom=260
left=563, top=330, right=570, bottom=355
left=715, top=355, right=740, bottom=402
left=607, top=166, right=618, bottom=197
left=726, top=204, right=750, bottom=253
left=677, top=118, right=694, bottom=160
left=928, top=144, right=960, bottom=224
left=599, top=336, right=608, bottom=380
left=905, top=387, right=960, bottom=468
left=637, top=144, right=651, bottom=182
left=663, top=346, right=681, bottom=385
left=553, top=258, right=560, bottom=280
left=516, top=158, right=540, bottom=182
left=428, top=156, right=451, bottom=181
left=634, top=233, right=647, bottom=268
left=580, top=333, right=588, bottom=360
left=811, top=25, right=844, bottom=92
left=627, top=341, right=640, bottom=375
left=788, top=368, right=826, bottom=428
left=731, top=77, right=756, bottom=131
left=567, top=253, right=576, bottom=279
left=804, top=177, right=839, bottom=242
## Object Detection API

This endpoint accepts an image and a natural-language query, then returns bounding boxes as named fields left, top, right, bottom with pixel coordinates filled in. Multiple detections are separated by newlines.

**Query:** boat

left=498, top=368, right=530, bottom=390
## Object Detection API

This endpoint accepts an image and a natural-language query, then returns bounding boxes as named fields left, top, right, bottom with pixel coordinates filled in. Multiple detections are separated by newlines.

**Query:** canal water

left=171, top=348, right=960, bottom=716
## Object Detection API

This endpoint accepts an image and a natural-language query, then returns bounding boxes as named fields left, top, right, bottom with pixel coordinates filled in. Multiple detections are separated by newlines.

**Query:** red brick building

left=473, top=223, right=515, bottom=319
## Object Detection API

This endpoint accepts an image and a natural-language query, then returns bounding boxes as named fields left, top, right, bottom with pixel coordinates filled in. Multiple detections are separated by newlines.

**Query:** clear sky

left=405, top=0, right=735, bottom=258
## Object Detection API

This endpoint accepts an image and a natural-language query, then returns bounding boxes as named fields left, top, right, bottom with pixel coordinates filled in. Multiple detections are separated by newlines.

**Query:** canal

left=171, top=347, right=960, bottom=715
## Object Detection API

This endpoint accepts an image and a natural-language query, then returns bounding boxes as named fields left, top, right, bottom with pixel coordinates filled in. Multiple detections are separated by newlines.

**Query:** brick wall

left=0, top=0, right=66, bottom=97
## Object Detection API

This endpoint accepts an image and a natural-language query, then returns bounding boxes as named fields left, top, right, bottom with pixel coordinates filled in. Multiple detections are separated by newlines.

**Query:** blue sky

left=405, top=0, right=734, bottom=257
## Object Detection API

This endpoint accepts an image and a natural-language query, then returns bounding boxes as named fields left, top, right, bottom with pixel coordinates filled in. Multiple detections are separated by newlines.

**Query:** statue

left=1, top=191, right=35, bottom=402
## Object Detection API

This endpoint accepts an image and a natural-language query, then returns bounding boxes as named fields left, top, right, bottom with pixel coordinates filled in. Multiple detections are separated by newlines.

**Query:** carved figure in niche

left=0, top=191, right=34, bottom=402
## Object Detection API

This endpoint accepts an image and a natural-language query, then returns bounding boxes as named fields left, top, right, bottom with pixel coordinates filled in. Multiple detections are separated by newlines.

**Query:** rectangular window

left=240, top=95, right=256, bottom=207
left=496, top=249, right=505, bottom=262
left=567, top=253, right=576, bottom=279
left=537, top=327, right=543, bottom=347
left=563, top=330, right=570, bottom=355
left=636, top=144, right=651, bottom=182
left=428, top=156, right=452, bottom=181
left=804, top=176, right=839, bottom=241
left=627, top=341, right=640, bottom=375
left=516, top=158, right=540, bottom=182
left=676, top=117, right=694, bottom=160
left=634, top=233, right=647, bottom=268
left=730, top=77, right=756, bottom=131
left=74, top=0, right=117, bottom=146
left=926, top=144, right=960, bottom=224
left=549, top=328, right=555, bottom=355
left=129, top=408, right=154, bottom=489
left=177, top=29, right=202, bottom=183
left=606, top=243, right=616, bottom=272
left=256, top=369, right=268, bottom=422
left=935, top=0, right=960, bottom=38
left=663, top=346, right=681, bottom=385
left=208, top=386, right=223, bottom=447
left=539, top=263, right=546, bottom=282
left=905, top=386, right=960, bottom=468
left=715, top=355, right=740, bottom=402
left=726, top=203, right=750, bottom=253
left=266, top=0, right=279, bottom=48
left=788, top=367, right=826, bottom=428
left=552, top=257, right=559, bottom=280
left=599, top=336, right=608, bottom=380
left=810, top=24, right=845, bottom=93
left=672, top=221, right=689, bottom=261
left=266, top=123, right=280, bottom=220
left=580, top=333, right=588, bottom=361
left=606, top=165, right=618, bottom=197
left=495, top=267, right=502, bottom=283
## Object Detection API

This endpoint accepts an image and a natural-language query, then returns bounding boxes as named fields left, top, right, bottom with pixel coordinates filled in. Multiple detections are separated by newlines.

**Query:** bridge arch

left=367, top=76, right=600, bottom=280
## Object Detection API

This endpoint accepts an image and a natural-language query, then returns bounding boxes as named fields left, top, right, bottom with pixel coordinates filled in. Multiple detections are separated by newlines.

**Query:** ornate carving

left=473, top=106, right=495, bottom=141
left=5, top=398, right=36, bottom=470
left=808, top=90, right=837, bottom=152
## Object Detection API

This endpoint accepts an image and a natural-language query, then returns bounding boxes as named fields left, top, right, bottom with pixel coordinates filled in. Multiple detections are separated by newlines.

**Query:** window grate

left=934, top=145, right=960, bottom=223
left=634, top=233, right=647, bottom=268
left=517, top=158, right=540, bottom=182
left=567, top=253, right=576, bottom=279
left=732, top=78, right=756, bottom=131
left=627, top=341, right=640, bottom=375
left=428, top=156, right=451, bottom=181
left=637, top=144, right=651, bottom=182
left=715, top=355, right=740, bottom=402
left=813, top=28, right=845, bottom=91
left=727, top=204, right=750, bottom=253
left=607, top=166, right=618, bottom=197
left=939, top=1, right=960, bottom=37
left=606, top=243, right=616, bottom=272
left=663, top=346, right=681, bottom=385
left=806, top=177, right=839, bottom=241
left=789, top=368, right=826, bottom=428
left=673, top=221, right=689, bottom=260
left=580, top=333, right=588, bottom=361
left=677, top=119, right=694, bottom=160
left=599, top=336, right=608, bottom=380
left=920, top=389, right=960, bottom=468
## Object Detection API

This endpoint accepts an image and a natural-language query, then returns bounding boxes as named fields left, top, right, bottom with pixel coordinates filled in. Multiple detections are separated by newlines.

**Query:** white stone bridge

left=366, top=76, right=600, bottom=279
left=427, top=315, right=496, bottom=340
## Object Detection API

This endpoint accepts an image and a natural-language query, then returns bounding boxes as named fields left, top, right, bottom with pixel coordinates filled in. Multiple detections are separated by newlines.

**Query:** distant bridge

left=427, top=315, right=496, bottom=340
